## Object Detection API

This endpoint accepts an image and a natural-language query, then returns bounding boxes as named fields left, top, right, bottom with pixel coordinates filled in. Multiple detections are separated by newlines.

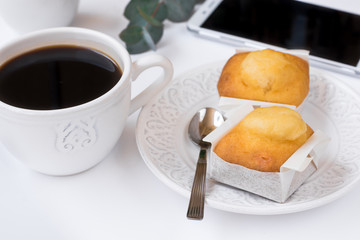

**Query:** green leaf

left=119, top=23, right=163, bottom=54
left=124, top=0, right=155, bottom=20
left=126, top=42, right=150, bottom=54
left=137, top=6, right=163, bottom=27
left=124, top=0, right=167, bottom=24
left=164, top=0, right=196, bottom=22
left=119, top=25, right=143, bottom=44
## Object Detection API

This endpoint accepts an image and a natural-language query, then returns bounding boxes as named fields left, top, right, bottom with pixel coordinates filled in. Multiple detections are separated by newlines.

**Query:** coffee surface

left=0, top=45, right=122, bottom=110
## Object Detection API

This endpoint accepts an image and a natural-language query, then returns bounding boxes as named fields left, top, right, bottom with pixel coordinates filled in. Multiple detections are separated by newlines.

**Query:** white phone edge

left=187, top=0, right=360, bottom=78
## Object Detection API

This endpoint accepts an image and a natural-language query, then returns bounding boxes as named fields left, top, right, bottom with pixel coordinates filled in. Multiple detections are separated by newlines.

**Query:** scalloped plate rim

left=135, top=61, right=360, bottom=215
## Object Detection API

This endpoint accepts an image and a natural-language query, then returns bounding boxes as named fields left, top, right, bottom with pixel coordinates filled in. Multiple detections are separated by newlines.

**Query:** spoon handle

left=187, top=146, right=208, bottom=220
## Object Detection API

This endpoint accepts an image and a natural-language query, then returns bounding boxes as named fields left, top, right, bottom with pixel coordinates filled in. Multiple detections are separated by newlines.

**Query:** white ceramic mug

left=0, top=0, right=80, bottom=33
left=0, top=27, right=173, bottom=176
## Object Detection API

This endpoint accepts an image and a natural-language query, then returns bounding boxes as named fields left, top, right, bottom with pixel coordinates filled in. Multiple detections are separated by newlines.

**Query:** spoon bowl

left=188, top=108, right=225, bottom=146
left=187, top=107, right=225, bottom=220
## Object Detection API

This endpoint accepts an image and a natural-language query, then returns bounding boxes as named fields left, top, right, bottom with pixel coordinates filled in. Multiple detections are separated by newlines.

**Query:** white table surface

left=0, top=0, right=360, bottom=239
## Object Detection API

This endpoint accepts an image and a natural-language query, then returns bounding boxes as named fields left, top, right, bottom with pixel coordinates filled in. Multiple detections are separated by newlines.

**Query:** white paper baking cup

left=203, top=105, right=330, bottom=203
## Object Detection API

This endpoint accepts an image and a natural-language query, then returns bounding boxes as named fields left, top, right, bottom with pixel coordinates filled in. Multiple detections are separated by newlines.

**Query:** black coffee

left=0, top=45, right=122, bottom=110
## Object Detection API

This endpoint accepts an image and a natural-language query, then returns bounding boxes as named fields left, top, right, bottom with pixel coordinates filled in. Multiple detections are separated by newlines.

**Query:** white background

left=0, top=0, right=360, bottom=239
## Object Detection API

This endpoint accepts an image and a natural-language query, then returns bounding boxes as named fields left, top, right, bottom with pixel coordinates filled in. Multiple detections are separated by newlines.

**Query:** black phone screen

left=201, top=0, right=360, bottom=66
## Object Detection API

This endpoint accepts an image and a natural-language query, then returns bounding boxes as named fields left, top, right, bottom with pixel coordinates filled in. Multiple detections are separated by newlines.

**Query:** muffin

left=214, top=106, right=314, bottom=172
left=217, top=49, right=309, bottom=107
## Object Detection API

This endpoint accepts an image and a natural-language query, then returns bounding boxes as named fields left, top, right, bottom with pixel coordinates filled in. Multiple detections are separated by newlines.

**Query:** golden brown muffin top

left=240, top=106, right=307, bottom=141
left=217, top=49, right=309, bottom=107
left=214, top=106, right=313, bottom=172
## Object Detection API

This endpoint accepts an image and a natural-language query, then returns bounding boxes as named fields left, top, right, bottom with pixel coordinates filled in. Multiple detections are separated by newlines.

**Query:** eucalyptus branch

left=119, top=0, right=204, bottom=54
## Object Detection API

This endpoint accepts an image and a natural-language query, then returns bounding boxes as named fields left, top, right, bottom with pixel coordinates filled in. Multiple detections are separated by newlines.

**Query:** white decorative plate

left=135, top=62, right=360, bottom=215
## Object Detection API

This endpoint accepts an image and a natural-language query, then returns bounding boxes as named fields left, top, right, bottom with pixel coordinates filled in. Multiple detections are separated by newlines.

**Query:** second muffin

left=217, top=49, right=309, bottom=107
left=214, top=106, right=314, bottom=172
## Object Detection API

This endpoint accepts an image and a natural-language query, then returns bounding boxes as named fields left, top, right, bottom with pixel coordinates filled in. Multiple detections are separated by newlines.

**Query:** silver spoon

left=187, top=107, right=225, bottom=220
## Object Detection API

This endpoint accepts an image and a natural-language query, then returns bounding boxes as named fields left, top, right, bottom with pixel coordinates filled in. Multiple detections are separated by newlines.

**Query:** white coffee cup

left=0, top=27, right=173, bottom=176
left=0, top=0, right=80, bottom=33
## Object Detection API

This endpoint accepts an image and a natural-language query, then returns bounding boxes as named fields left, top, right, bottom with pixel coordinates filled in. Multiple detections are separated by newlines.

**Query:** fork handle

left=187, top=146, right=208, bottom=220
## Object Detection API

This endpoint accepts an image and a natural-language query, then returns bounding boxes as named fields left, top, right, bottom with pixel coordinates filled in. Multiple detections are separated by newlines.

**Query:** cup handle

left=129, top=54, right=173, bottom=115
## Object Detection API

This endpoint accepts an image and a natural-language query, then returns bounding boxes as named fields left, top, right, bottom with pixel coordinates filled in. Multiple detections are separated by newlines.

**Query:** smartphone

left=187, top=0, right=360, bottom=77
